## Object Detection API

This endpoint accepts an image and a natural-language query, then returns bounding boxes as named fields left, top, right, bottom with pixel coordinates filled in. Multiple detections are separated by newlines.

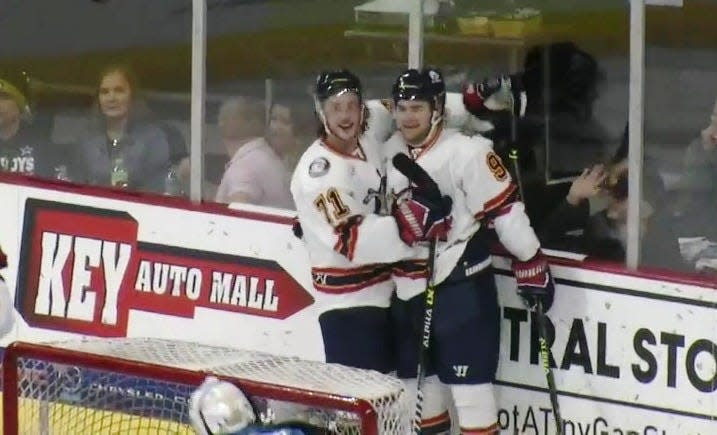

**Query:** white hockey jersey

left=290, top=101, right=425, bottom=311
left=384, top=127, right=540, bottom=299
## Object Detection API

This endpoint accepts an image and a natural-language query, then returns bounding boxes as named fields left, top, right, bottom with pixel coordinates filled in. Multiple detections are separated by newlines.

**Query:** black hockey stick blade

left=392, top=153, right=441, bottom=200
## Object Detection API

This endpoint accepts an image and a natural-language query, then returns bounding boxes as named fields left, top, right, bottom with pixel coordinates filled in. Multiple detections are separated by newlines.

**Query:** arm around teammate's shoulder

left=290, top=152, right=424, bottom=265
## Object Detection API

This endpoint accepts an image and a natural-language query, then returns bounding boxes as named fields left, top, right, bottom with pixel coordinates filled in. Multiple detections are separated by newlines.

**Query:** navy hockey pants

left=392, top=270, right=500, bottom=384
left=318, top=306, right=394, bottom=374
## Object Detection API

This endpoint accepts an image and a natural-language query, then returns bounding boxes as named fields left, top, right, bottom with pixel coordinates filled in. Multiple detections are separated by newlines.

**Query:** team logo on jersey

left=363, top=173, right=387, bottom=214
left=309, top=157, right=330, bottom=178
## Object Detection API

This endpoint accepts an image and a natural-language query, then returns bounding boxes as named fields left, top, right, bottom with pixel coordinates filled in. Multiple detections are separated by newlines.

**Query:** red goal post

left=2, top=339, right=410, bottom=435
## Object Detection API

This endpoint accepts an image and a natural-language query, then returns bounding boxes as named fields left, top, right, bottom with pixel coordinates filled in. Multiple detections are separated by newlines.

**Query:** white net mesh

left=5, top=338, right=410, bottom=435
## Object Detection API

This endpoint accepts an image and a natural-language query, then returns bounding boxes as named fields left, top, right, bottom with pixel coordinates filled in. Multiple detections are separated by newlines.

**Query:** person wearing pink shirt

left=214, top=97, right=294, bottom=209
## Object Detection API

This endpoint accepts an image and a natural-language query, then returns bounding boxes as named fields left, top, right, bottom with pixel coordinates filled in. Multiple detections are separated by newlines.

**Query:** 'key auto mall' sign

left=15, top=199, right=314, bottom=338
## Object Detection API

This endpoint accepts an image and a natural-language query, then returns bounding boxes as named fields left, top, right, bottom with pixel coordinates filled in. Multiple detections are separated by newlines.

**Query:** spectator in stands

left=482, top=42, right=613, bottom=230
left=675, top=98, right=717, bottom=240
left=610, top=123, right=667, bottom=206
left=538, top=163, right=685, bottom=270
left=266, top=101, right=314, bottom=172
left=267, top=103, right=299, bottom=166
left=0, top=71, right=65, bottom=179
left=214, top=97, right=293, bottom=209
left=74, top=64, right=171, bottom=193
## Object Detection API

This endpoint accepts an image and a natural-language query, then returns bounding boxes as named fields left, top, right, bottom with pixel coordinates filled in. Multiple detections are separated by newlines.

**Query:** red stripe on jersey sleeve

left=474, top=183, right=517, bottom=220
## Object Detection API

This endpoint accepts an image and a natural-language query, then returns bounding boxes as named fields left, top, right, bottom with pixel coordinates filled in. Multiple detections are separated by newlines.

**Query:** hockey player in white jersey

left=290, top=70, right=451, bottom=373
left=385, top=68, right=556, bottom=434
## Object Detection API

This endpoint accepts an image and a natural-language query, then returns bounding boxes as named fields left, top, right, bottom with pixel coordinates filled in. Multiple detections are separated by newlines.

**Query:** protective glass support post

left=189, top=0, right=207, bottom=202
left=627, top=0, right=645, bottom=269
left=407, top=0, right=424, bottom=69
left=543, top=45, right=551, bottom=185
left=265, top=78, right=273, bottom=128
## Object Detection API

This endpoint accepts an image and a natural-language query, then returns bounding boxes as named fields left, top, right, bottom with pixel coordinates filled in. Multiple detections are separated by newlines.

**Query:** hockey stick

left=392, top=153, right=443, bottom=435
left=508, top=149, right=525, bottom=205
left=535, top=299, right=563, bottom=434
left=506, top=78, right=527, bottom=209
left=412, top=237, right=438, bottom=435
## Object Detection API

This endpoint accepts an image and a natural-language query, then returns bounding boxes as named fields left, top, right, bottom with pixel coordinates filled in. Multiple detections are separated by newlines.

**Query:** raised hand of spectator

left=566, top=164, right=606, bottom=206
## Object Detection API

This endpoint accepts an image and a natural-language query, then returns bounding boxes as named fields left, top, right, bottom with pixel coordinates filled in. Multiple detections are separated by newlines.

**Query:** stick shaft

left=412, top=239, right=437, bottom=434
left=535, top=300, right=563, bottom=434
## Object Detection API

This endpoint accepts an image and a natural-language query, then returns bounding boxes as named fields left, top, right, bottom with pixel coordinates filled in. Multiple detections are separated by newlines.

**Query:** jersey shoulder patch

left=308, top=157, right=330, bottom=178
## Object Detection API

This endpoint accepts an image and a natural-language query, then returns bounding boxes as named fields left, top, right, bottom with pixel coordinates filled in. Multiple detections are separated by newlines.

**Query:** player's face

left=322, top=92, right=362, bottom=144
left=98, top=71, right=132, bottom=122
left=0, top=96, right=21, bottom=132
left=394, top=100, right=432, bottom=145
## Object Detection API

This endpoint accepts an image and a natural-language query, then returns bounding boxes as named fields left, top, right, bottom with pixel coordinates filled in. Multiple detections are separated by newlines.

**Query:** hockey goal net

left=2, top=338, right=410, bottom=435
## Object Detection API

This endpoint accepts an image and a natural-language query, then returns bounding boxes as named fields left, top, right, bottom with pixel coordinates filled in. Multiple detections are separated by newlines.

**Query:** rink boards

left=0, top=175, right=715, bottom=434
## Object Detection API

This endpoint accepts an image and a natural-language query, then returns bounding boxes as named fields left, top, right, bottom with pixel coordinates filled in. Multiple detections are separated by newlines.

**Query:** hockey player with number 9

left=385, top=68, right=556, bottom=434
left=290, top=70, right=451, bottom=373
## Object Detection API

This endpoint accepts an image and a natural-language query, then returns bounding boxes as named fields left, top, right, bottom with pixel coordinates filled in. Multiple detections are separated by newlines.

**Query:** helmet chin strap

left=407, top=108, right=443, bottom=151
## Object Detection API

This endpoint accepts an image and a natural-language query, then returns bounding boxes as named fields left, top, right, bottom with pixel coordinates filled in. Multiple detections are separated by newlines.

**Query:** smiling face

left=98, top=70, right=132, bottom=122
left=321, top=92, right=362, bottom=145
left=394, top=99, right=433, bottom=146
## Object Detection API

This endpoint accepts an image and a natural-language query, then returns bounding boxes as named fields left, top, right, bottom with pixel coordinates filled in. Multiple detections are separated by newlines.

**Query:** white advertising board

left=0, top=180, right=323, bottom=359
left=493, top=258, right=717, bottom=434
left=0, top=177, right=715, bottom=433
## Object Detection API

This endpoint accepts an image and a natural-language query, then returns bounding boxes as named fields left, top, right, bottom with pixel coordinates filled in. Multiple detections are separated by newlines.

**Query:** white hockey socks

left=403, top=375, right=452, bottom=434
left=449, top=383, right=499, bottom=434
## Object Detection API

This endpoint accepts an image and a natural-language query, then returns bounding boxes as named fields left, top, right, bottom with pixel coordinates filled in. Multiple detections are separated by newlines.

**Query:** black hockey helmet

left=315, top=69, right=363, bottom=104
left=391, top=68, right=446, bottom=112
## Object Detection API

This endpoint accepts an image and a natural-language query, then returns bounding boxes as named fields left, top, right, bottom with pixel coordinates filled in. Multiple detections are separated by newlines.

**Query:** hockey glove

left=291, top=217, right=303, bottom=239
left=392, top=186, right=453, bottom=246
left=463, top=74, right=526, bottom=118
left=511, top=253, right=555, bottom=311
left=0, top=244, right=6, bottom=269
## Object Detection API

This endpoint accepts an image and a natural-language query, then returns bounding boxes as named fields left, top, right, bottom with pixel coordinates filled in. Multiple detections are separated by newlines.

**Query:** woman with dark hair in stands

left=75, top=64, right=171, bottom=193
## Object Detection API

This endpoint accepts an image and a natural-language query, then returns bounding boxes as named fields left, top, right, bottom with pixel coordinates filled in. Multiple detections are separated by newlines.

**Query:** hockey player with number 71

left=384, top=68, right=556, bottom=435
